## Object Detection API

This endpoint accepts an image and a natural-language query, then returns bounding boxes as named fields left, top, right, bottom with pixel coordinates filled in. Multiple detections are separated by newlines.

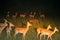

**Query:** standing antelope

left=29, top=12, right=36, bottom=19
left=29, top=19, right=39, bottom=24
left=39, top=13, right=45, bottom=20
left=37, top=25, right=52, bottom=38
left=12, top=12, right=17, bottom=19
left=20, top=12, right=26, bottom=18
left=6, top=22, right=14, bottom=38
left=40, top=27, right=59, bottom=40
left=4, top=19, right=14, bottom=38
left=14, top=22, right=32, bottom=40
left=0, top=19, right=8, bottom=36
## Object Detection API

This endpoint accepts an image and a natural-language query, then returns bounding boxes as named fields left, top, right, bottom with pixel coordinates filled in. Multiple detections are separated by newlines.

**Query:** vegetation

left=0, top=13, right=60, bottom=40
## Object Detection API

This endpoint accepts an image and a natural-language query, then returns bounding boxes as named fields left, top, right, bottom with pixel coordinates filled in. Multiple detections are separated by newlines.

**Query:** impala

left=29, top=12, right=36, bottom=19
left=4, top=19, right=14, bottom=38
left=29, top=19, right=39, bottom=24
left=37, top=25, right=52, bottom=38
left=14, top=22, right=32, bottom=40
left=6, top=22, right=14, bottom=38
left=20, top=13, right=26, bottom=18
left=40, top=27, right=59, bottom=40
left=12, top=12, right=17, bottom=19
left=40, top=13, right=45, bottom=18
left=0, top=19, right=8, bottom=36
left=39, top=13, right=45, bottom=20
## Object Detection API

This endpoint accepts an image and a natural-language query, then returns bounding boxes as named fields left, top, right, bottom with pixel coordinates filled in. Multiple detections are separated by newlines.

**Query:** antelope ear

left=55, top=27, right=59, bottom=32
left=55, top=27, right=57, bottom=29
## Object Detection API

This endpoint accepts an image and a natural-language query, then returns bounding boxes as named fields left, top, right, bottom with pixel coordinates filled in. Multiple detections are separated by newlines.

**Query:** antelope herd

left=0, top=11, right=59, bottom=40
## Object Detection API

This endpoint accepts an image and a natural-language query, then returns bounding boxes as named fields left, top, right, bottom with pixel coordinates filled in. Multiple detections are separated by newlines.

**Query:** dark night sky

left=0, top=0, right=60, bottom=17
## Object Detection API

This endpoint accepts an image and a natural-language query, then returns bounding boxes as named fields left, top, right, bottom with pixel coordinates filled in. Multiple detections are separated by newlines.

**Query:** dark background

left=0, top=0, right=60, bottom=18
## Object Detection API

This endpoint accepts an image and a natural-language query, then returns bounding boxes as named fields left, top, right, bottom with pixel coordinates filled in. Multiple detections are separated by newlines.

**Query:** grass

left=0, top=16, right=60, bottom=40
